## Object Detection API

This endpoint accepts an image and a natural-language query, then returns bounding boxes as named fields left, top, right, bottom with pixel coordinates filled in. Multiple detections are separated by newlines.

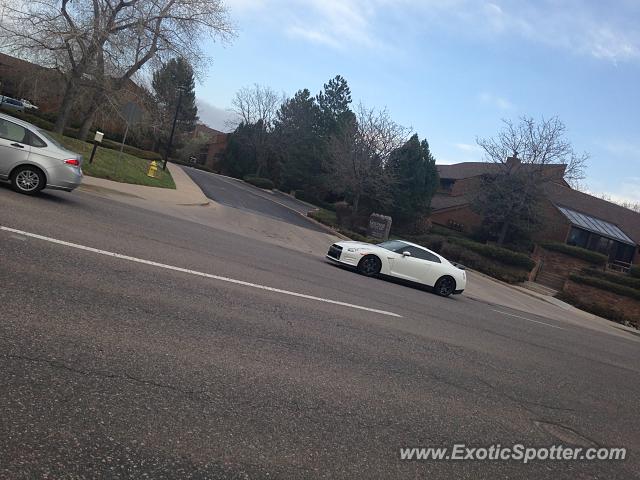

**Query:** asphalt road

left=1, top=184, right=639, bottom=479
left=182, top=167, right=324, bottom=232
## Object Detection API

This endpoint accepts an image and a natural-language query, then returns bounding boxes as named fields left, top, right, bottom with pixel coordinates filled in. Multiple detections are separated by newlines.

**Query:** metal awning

left=556, top=205, right=636, bottom=245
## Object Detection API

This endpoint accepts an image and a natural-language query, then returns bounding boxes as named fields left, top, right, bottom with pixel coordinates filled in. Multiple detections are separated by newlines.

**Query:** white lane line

left=492, top=309, right=566, bottom=330
left=0, top=225, right=401, bottom=318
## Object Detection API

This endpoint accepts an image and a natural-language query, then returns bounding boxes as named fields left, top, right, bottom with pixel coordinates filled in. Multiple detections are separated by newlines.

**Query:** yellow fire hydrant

left=147, top=161, right=158, bottom=178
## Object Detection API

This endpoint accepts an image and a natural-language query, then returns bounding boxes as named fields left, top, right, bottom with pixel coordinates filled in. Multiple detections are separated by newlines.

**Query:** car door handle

left=10, top=143, right=24, bottom=148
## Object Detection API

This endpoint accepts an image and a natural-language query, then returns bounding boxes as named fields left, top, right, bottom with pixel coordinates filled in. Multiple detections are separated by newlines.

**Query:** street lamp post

left=163, top=87, right=184, bottom=171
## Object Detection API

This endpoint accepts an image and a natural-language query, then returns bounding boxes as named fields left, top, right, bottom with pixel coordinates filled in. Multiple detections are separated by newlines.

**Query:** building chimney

left=506, top=155, right=520, bottom=168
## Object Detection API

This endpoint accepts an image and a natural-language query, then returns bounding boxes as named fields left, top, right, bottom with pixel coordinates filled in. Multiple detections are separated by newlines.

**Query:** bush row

left=555, top=292, right=637, bottom=328
left=1, top=108, right=162, bottom=161
left=440, top=243, right=529, bottom=284
left=243, top=175, right=275, bottom=190
left=540, top=242, right=608, bottom=266
left=448, top=237, right=536, bottom=270
left=582, top=268, right=640, bottom=291
left=631, top=265, right=640, bottom=278
left=569, top=274, right=640, bottom=301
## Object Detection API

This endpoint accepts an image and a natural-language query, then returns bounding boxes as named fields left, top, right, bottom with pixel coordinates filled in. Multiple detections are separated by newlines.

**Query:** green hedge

left=0, top=108, right=55, bottom=130
left=631, top=265, right=640, bottom=278
left=569, top=274, right=640, bottom=301
left=99, top=138, right=162, bottom=161
left=582, top=268, right=640, bottom=290
left=308, top=209, right=338, bottom=227
left=243, top=175, right=274, bottom=189
left=540, top=242, right=608, bottom=266
left=440, top=243, right=529, bottom=284
left=555, top=292, right=636, bottom=327
left=449, top=237, right=535, bottom=270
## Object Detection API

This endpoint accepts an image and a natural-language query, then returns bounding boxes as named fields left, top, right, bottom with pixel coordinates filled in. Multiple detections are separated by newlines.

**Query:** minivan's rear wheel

left=11, top=166, right=45, bottom=195
left=357, top=255, right=381, bottom=277
left=434, top=276, right=456, bottom=297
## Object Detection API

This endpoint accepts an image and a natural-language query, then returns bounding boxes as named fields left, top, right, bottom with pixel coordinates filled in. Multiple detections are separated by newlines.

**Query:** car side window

left=0, top=118, right=28, bottom=143
left=27, top=131, right=47, bottom=148
left=406, top=246, right=441, bottom=263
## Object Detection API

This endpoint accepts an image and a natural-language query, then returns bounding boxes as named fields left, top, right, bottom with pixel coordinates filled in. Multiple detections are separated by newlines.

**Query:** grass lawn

left=51, top=133, right=175, bottom=189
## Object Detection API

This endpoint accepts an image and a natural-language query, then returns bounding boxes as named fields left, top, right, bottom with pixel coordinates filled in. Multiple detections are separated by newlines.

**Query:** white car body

left=326, top=239, right=467, bottom=296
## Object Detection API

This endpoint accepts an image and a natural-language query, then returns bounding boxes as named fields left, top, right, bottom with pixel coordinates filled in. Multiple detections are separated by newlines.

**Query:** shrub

left=308, top=208, right=338, bottom=227
left=539, top=242, right=608, bottom=266
left=440, top=243, right=529, bottom=284
left=449, top=237, right=536, bottom=270
left=582, top=268, right=640, bottom=290
left=0, top=108, right=55, bottom=130
left=555, top=292, right=637, bottom=328
left=99, top=138, right=162, bottom=161
left=569, top=274, right=640, bottom=301
left=243, top=175, right=274, bottom=189
left=631, top=265, right=640, bottom=278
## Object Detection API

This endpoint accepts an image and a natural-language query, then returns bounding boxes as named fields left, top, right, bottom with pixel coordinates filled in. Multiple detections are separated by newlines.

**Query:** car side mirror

left=402, top=251, right=411, bottom=257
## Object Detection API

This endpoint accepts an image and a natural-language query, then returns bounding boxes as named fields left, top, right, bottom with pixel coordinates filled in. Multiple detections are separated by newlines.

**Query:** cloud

left=454, top=143, right=482, bottom=153
left=196, top=99, right=238, bottom=132
left=478, top=92, right=514, bottom=111
left=225, top=0, right=640, bottom=63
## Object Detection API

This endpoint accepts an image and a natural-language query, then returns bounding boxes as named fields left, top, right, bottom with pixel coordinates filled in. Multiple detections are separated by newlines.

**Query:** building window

left=567, top=227, right=589, bottom=248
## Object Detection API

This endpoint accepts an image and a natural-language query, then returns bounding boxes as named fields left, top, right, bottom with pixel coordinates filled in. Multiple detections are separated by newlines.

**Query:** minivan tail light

left=64, top=159, right=80, bottom=166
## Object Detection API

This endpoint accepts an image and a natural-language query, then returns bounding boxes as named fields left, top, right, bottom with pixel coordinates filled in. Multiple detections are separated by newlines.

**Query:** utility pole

left=163, top=87, right=184, bottom=171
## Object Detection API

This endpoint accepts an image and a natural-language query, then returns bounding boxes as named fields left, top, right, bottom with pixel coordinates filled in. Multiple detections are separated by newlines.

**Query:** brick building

left=430, top=158, right=640, bottom=267
left=190, top=123, right=229, bottom=171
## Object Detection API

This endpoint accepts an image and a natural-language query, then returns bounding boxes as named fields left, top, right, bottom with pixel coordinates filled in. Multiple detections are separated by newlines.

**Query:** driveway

left=182, top=167, right=324, bottom=232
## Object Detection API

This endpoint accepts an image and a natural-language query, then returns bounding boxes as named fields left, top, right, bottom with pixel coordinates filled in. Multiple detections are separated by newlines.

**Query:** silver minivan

left=0, top=113, right=83, bottom=194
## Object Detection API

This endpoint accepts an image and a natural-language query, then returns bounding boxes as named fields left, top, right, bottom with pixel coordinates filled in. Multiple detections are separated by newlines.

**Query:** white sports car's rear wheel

left=357, top=255, right=381, bottom=277
left=434, top=276, right=456, bottom=297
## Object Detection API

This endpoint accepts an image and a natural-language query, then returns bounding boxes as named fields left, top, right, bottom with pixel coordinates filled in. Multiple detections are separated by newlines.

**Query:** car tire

left=357, top=255, right=381, bottom=277
left=11, top=165, right=45, bottom=195
left=434, top=276, right=456, bottom=297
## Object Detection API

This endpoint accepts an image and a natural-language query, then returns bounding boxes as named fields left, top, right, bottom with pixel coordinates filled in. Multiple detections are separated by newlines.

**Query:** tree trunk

left=53, top=76, right=79, bottom=134
left=78, top=102, right=98, bottom=141
left=352, top=191, right=361, bottom=216
left=497, top=221, right=509, bottom=245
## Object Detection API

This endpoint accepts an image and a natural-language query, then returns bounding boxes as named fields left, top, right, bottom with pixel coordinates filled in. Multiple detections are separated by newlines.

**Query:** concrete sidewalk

left=79, top=163, right=209, bottom=206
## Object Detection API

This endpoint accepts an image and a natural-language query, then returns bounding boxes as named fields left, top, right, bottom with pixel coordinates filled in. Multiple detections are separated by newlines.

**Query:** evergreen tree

left=387, top=134, right=439, bottom=226
left=273, top=89, right=324, bottom=193
left=152, top=57, right=198, bottom=147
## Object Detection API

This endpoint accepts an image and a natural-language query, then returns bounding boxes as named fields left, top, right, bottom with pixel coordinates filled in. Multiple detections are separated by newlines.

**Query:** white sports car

left=326, top=239, right=466, bottom=297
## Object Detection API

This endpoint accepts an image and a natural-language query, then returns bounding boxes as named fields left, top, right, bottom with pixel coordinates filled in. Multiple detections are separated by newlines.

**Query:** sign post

left=89, top=131, right=104, bottom=164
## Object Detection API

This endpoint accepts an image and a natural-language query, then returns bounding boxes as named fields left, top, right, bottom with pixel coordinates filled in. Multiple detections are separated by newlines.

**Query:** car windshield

left=376, top=240, right=407, bottom=252
left=36, top=128, right=64, bottom=149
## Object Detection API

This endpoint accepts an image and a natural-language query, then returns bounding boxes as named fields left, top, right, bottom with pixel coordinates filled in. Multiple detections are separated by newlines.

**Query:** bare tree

left=476, top=116, right=588, bottom=185
left=229, top=84, right=285, bottom=129
left=227, top=84, right=284, bottom=176
left=473, top=116, right=589, bottom=245
left=0, top=0, right=235, bottom=134
left=327, top=103, right=411, bottom=215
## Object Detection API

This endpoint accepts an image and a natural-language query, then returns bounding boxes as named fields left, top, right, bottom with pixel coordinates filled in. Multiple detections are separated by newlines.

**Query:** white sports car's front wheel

left=357, top=255, right=381, bottom=277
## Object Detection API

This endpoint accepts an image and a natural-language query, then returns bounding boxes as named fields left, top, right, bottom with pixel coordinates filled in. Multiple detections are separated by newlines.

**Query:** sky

left=195, top=0, right=640, bottom=205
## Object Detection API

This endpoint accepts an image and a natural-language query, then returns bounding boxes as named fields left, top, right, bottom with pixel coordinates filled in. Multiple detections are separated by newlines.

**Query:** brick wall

left=450, top=177, right=481, bottom=196
left=564, top=280, right=640, bottom=325
left=532, top=200, right=570, bottom=244
left=430, top=206, right=483, bottom=234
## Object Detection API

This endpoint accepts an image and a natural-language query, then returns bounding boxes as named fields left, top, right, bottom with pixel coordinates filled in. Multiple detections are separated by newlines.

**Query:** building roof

left=544, top=182, right=640, bottom=245
left=436, top=161, right=567, bottom=181
left=430, top=193, right=470, bottom=211
left=556, top=205, right=635, bottom=245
